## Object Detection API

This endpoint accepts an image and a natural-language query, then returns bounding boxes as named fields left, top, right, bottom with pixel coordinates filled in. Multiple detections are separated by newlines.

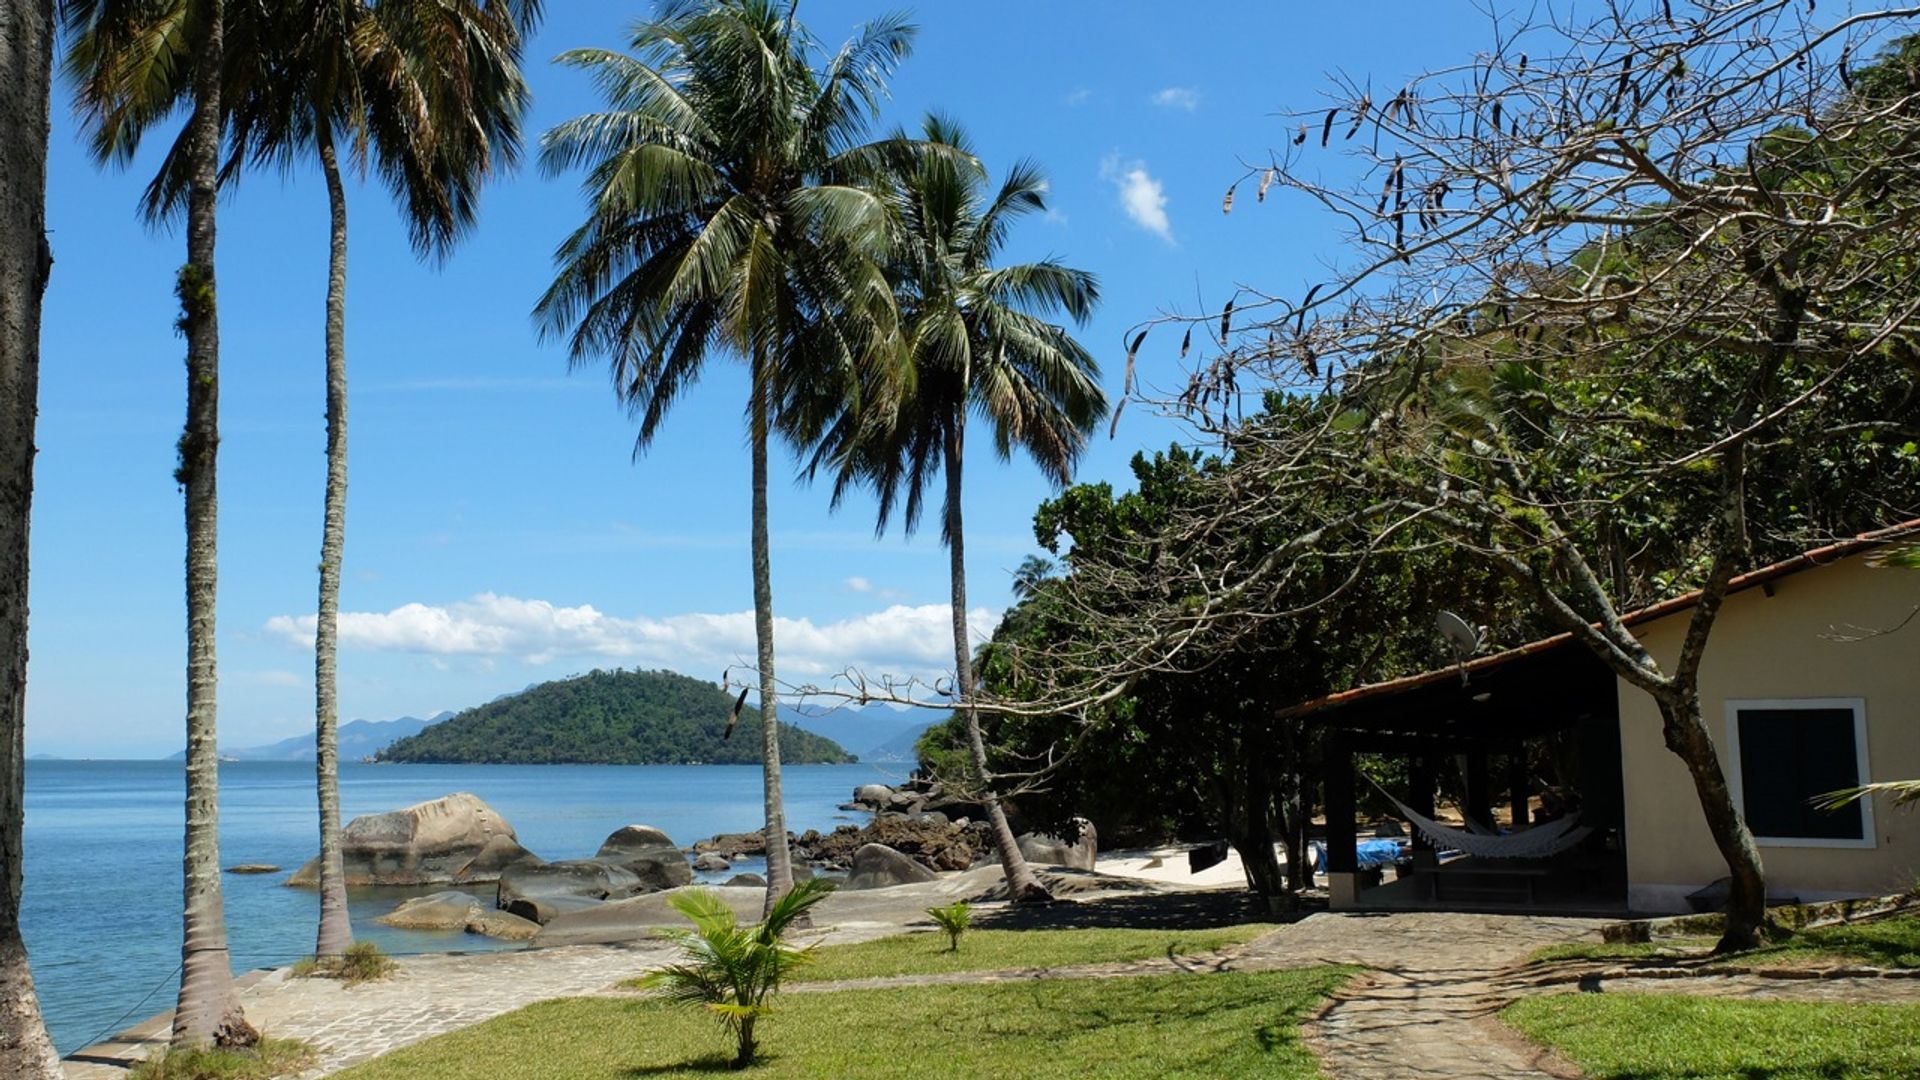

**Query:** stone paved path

left=62, top=921, right=908, bottom=1080
left=1248, top=912, right=1606, bottom=1080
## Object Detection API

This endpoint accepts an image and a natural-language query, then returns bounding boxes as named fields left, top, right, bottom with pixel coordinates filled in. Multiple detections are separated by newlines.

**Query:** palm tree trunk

left=750, top=369, right=795, bottom=918
left=172, top=0, right=255, bottom=1049
left=0, top=3, right=64, bottom=1072
left=943, top=422, right=1050, bottom=904
left=311, top=126, right=353, bottom=960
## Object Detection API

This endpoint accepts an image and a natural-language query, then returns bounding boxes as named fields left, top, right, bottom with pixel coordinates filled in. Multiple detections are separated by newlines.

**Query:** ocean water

left=20, top=759, right=896, bottom=1055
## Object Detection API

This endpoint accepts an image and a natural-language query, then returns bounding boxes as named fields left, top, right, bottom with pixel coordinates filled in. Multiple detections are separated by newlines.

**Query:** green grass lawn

left=333, top=968, right=1352, bottom=1079
left=1529, top=912, right=1920, bottom=968
left=1504, top=992, right=1920, bottom=1080
left=779, top=924, right=1279, bottom=983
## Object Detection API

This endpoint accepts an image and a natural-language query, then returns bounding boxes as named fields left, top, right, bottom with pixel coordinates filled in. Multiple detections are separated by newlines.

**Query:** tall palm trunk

left=311, top=125, right=353, bottom=959
left=750, top=365, right=795, bottom=918
left=943, top=422, right=1050, bottom=904
left=0, top=1, right=64, bottom=1073
left=172, top=0, right=255, bottom=1049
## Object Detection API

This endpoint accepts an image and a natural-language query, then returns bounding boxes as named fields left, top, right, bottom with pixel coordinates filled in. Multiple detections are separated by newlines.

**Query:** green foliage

left=638, top=879, right=835, bottom=1068
left=332, top=968, right=1352, bottom=1079
left=128, top=1037, right=316, bottom=1080
left=924, top=902, right=972, bottom=952
left=376, top=668, right=854, bottom=765
left=1504, top=993, right=1920, bottom=1080
left=293, top=941, right=398, bottom=986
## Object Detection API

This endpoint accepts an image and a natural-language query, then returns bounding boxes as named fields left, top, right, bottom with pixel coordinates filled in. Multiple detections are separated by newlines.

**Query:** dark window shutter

left=1735, top=707, right=1864, bottom=841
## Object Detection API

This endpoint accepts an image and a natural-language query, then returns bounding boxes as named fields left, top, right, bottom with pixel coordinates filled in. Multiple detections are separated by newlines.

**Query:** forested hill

left=374, top=668, right=856, bottom=765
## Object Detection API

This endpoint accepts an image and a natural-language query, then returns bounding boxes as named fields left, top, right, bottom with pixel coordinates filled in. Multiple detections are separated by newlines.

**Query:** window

left=1725, top=699, right=1874, bottom=848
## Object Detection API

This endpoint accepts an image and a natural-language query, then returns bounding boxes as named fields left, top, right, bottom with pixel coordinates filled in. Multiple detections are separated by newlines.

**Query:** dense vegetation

left=376, top=669, right=854, bottom=765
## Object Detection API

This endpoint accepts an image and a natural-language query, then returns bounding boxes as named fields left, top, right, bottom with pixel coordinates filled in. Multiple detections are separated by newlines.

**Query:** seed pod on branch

left=1257, top=168, right=1275, bottom=202
left=1219, top=297, right=1235, bottom=345
left=1322, top=108, right=1337, bottom=146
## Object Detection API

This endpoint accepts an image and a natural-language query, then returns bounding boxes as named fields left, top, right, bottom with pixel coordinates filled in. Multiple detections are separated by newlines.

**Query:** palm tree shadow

left=622, top=1055, right=740, bottom=1076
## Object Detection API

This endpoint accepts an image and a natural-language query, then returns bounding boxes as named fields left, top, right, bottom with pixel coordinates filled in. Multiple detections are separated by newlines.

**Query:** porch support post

left=1465, top=749, right=1493, bottom=831
left=1408, top=753, right=1436, bottom=852
left=1507, top=745, right=1530, bottom=828
left=1324, top=734, right=1359, bottom=907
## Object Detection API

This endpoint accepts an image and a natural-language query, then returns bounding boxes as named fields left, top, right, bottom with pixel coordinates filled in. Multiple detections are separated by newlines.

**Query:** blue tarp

left=1309, top=838, right=1407, bottom=872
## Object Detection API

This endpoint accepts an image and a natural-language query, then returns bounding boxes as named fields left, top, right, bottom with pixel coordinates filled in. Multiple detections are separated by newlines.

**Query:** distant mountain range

left=171, top=712, right=452, bottom=763
left=784, top=703, right=937, bottom=764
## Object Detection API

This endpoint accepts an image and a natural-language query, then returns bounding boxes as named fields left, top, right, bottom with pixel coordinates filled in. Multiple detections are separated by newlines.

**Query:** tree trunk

left=749, top=370, right=795, bottom=919
left=943, top=422, right=1050, bottom=904
left=1226, top=726, right=1287, bottom=904
left=172, top=0, right=255, bottom=1049
left=1275, top=719, right=1310, bottom=892
left=0, top=2, right=64, bottom=1072
left=1658, top=693, right=1768, bottom=951
left=311, top=126, right=353, bottom=959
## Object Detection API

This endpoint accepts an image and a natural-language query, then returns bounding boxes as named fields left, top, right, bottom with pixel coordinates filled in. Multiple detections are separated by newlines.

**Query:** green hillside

left=375, top=668, right=855, bottom=765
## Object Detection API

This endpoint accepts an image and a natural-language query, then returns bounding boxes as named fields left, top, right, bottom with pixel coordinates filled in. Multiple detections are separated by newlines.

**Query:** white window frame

left=1723, top=697, right=1875, bottom=850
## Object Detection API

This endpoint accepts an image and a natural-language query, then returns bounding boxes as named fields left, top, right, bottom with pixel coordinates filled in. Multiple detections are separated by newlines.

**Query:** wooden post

left=1507, top=746, right=1530, bottom=828
left=1408, top=753, right=1436, bottom=852
left=1324, top=736, right=1357, bottom=873
left=1465, top=750, right=1493, bottom=832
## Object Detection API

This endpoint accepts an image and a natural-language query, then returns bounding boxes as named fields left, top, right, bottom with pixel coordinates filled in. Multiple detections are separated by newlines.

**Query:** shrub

left=925, top=902, right=972, bottom=952
left=127, top=1036, right=315, bottom=1080
left=638, top=879, right=834, bottom=1067
left=293, top=941, right=397, bottom=987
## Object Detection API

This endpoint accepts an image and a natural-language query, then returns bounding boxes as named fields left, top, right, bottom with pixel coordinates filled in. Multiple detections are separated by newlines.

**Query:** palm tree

left=536, top=0, right=930, bottom=916
left=639, top=879, right=832, bottom=1068
left=63, top=0, right=261, bottom=1049
left=828, top=117, right=1105, bottom=903
left=246, top=0, right=539, bottom=961
left=70, top=0, right=538, bottom=964
left=0, top=2, right=67, bottom=1074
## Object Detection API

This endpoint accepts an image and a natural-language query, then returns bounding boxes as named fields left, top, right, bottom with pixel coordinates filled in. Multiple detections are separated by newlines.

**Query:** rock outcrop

left=374, top=890, right=486, bottom=930
left=465, top=910, right=542, bottom=941
left=287, top=793, right=539, bottom=887
left=845, top=843, right=938, bottom=889
left=594, top=825, right=694, bottom=891
left=497, top=859, right=646, bottom=911
left=1016, top=817, right=1098, bottom=871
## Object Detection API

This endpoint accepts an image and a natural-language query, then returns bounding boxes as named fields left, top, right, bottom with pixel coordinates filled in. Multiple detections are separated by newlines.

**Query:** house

left=1292, top=523, right=1920, bottom=915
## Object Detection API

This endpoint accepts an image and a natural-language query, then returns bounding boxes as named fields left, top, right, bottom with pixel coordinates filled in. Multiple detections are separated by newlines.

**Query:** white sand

left=1094, top=844, right=1305, bottom=889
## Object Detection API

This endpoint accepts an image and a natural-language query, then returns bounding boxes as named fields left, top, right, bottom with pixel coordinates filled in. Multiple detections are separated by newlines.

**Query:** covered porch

left=1306, top=637, right=1629, bottom=915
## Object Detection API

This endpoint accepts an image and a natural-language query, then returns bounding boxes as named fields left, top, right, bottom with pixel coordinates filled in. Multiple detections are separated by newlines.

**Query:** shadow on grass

left=971, top=888, right=1317, bottom=932
left=621, top=1055, right=739, bottom=1076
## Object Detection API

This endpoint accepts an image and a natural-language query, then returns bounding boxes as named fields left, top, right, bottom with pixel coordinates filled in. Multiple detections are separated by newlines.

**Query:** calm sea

left=20, top=759, right=896, bottom=1055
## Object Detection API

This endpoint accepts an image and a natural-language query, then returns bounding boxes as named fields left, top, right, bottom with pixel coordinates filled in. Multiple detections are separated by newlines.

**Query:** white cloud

left=843, top=576, right=873, bottom=593
left=1151, top=86, right=1200, bottom=111
left=1100, top=155, right=1174, bottom=242
left=265, top=594, right=999, bottom=686
left=1063, top=88, right=1092, bottom=106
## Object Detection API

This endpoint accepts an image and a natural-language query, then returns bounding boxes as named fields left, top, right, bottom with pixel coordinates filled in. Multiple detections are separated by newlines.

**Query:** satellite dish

left=1436, top=610, right=1484, bottom=688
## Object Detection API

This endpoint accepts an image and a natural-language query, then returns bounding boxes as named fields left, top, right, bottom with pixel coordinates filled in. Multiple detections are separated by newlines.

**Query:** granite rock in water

left=465, top=910, right=542, bottom=941
left=287, top=793, right=540, bottom=887
left=375, top=890, right=486, bottom=930
left=594, top=825, right=694, bottom=891
left=692, top=852, right=731, bottom=872
left=498, top=859, right=645, bottom=911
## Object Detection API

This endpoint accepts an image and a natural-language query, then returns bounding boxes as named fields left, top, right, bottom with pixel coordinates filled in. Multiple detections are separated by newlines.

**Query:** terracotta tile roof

left=1278, top=518, right=1920, bottom=719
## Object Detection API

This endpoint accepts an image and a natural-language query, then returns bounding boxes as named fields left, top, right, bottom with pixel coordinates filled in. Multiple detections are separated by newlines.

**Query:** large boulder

left=497, top=860, right=644, bottom=912
left=692, top=853, right=731, bottom=872
left=852, top=784, right=895, bottom=809
left=287, top=793, right=539, bottom=887
left=1017, top=817, right=1098, bottom=871
left=798, top=816, right=988, bottom=872
left=534, top=885, right=764, bottom=947
left=594, top=825, right=694, bottom=891
left=465, top=910, right=542, bottom=941
left=845, top=843, right=938, bottom=890
left=502, top=894, right=604, bottom=926
left=374, top=890, right=485, bottom=931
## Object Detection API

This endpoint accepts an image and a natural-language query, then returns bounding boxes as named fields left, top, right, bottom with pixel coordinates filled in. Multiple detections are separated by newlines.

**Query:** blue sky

left=28, top=2, right=1495, bottom=758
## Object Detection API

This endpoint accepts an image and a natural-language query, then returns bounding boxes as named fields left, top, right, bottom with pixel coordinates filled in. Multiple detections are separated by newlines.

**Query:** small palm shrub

left=926, top=902, right=972, bottom=952
left=291, top=941, right=396, bottom=986
left=640, top=878, right=835, bottom=1068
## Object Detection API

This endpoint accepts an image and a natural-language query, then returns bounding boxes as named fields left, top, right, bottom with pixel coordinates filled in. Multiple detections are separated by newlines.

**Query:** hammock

left=1371, top=781, right=1594, bottom=861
